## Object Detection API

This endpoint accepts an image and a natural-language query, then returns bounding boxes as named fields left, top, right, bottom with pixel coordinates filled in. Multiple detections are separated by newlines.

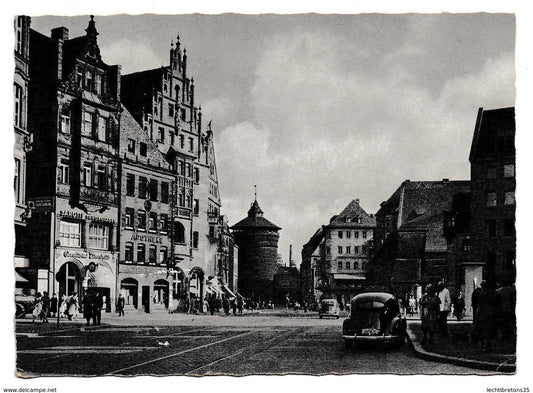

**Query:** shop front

left=118, top=264, right=170, bottom=313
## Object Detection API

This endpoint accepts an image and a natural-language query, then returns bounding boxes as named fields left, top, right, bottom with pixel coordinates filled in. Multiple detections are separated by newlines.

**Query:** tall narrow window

left=486, top=192, right=497, bottom=207
left=138, top=176, right=148, bottom=199
left=125, top=208, right=134, bottom=228
left=58, top=159, right=70, bottom=184
left=188, top=137, right=194, bottom=152
left=94, top=74, right=101, bottom=94
left=61, top=108, right=71, bottom=134
left=82, top=111, right=93, bottom=137
left=124, top=242, right=133, bottom=262
left=149, top=245, right=157, bottom=264
left=127, top=138, right=136, bottom=153
left=14, top=158, right=21, bottom=204
left=338, top=231, right=343, bottom=239
left=97, top=116, right=106, bottom=142
left=504, top=191, right=515, bottom=206
left=149, top=212, right=157, bottom=232
left=137, top=244, right=146, bottom=263
left=504, top=164, right=515, bottom=178
left=160, top=182, right=169, bottom=204
left=158, top=127, right=165, bottom=143
left=149, top=179, right=158, bottom=201
left=193, top=231, right=199, bottom=248
left=160, top=214, right=168, bottom=233
left=15, top=17, right=23, bottom=54
left=88, top=223, right=109, bottom=250
left=126, top=173, right=135, bottom=196
left=139, top=142, right=147, bottom=157
left=159, top=247, right=168, bottom=265
left=137, top=210, right=146, bottom=231
left=83, top=163, right=92, bottom=187
left=14, top=83, right=23, bottom=128
left=97, top=165, right=106, bottom=189
left=337, top=246, right=343, bottom=254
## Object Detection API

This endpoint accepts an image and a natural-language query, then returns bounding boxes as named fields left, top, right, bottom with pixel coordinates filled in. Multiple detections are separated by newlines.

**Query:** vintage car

left=342, top=292, right=406, bottom=349
left=319, top=298, right=340, bottom=319
left=15, top=289, right=36, bottom=318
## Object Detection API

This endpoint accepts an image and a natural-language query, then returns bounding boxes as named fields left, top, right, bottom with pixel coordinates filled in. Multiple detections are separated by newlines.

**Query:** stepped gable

left=231, top=200, right=281, bottom=231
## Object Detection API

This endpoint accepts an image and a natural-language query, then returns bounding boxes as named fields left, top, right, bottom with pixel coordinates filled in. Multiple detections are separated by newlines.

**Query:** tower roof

left=231, top=200, right=281, bottom=231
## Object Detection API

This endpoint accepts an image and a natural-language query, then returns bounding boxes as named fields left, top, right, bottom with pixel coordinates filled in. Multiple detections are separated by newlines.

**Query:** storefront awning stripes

left=333, top=274, right=366, bottom=280
left=222, top=284, right=236, bottom=299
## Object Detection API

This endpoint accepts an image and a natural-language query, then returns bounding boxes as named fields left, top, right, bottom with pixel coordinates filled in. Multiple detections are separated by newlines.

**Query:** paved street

left=16, top=311, right=500, bottom=376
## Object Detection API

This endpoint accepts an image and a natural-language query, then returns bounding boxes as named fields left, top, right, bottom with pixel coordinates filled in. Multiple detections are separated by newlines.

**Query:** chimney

left=51, top=27, right=69, bottom=40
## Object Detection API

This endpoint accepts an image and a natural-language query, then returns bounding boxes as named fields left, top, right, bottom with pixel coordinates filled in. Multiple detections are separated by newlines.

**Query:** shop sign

left=63, top=250, right=112, bottom=262
left=130, top=232, right=163, bottom=244
left=59, top=210, right=116, bottom=224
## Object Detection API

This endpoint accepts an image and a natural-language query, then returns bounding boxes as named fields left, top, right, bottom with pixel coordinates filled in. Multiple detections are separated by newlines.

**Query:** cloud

left=215, top=27, right=514, bottom=264
left=100, top=39, right=160, bottom=74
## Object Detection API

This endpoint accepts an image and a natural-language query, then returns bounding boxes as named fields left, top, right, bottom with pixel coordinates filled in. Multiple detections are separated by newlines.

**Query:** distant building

left=300, top=228, right=324, bottom=305
left=319, top=199, right=375, bottom=306
left=368, top=179, right=469, bottom=298
left=273, top=245, right=300, bottom=304
left=231, top=199, right=281, bottom=300
left=469, top=107, right=515, bottom=284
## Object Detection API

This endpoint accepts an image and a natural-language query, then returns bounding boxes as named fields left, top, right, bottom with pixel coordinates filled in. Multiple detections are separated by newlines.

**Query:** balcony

left=79, top=185, right=118, bottom=205
left=173, top=243, right=189, bottom=256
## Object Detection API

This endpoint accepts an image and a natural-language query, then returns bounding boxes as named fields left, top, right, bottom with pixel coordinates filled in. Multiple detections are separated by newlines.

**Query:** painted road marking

left=106, top=329, right=259, bottom=375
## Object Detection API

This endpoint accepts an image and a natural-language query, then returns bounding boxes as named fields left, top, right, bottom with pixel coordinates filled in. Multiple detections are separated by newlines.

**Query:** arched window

left=174, top=222, right=185, bottom=243
left=354, top=261, right=359, bottom=270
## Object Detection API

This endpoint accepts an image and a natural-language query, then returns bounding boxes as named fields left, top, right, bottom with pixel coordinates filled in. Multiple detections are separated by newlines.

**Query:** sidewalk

left=406, top=320, right=516, bottom=373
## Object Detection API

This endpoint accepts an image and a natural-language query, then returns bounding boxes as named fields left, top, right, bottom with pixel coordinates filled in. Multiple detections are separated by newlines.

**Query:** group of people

left=418, top=279, right=516, bottom=351
left=81, top=291, right=104, bottom=326
left=32, top=292, right=82, bottom=322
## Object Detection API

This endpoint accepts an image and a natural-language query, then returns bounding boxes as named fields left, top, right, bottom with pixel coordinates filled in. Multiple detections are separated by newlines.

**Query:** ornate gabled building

left=231, top=199, right=281, bottom=300
left=300, top=227, right=324, bottom=305
left=26, top=16, right=121, bottom=308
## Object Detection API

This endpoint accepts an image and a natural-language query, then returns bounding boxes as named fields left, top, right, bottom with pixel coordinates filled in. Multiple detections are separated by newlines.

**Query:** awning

left=15, top=271, right=29, bottom=283
left=333, top=274, right=366, bottom=281
left=222, top=284, right=236, bottom=299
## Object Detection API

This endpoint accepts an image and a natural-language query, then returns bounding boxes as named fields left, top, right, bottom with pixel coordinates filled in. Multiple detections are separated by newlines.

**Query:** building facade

left=118, top=106, right=176, bottom=313
left=369, top=179, right=470, bottom=298
left=300, top=228, right=324, bottom=305
left=26, top=17, right=121, bottom=308
left=319, top=199, right=375, bottom=306
left=14, top=16, right=32, bottom=284
left=469, top=107, right=516, bottom=284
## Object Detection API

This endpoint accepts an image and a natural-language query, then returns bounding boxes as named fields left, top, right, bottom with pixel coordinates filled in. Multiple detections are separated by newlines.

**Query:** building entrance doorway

left=120, top=278, right=138, bottom=309
left=56, top=262, right=82, bottom=297
left=142, top=286, right=150, bottom=313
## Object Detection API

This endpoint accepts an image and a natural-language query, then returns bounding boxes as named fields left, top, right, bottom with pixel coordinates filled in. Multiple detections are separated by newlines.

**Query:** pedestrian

left=408, top=295, right=416, bottom=317
left=223, top=296, right=230, bottom=315
left=232, top=298, right=237, bottom=315
left=32, top=293, right=43, bottom=323
left=50, top=293, right=58, bottom=318
left=117, top=293, right=125, bottom=317
left=453, top=291, right=466, bottom=321
left=208, top=295, right=216, bottom=315
left=93, top=292, right=103, bottom=325
left=473, top=280, right=498, bottom=351
left=41, top=291, right=50, bottom=323
left=437, top=281, right=451, bottom=337
left=419, top=284, right=440, bottom=344
left=81, top=291, right=93, bottom=326
left=471, top=285, right=482, bottom=324
left=237, top=296, right=244, bottom=315
left=495, top=278, right=516, bottom=341
left=67, top=292, right=79, bottom=320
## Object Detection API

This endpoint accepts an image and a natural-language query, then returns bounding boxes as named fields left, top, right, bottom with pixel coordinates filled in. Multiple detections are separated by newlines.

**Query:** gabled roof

left=328, top=199, right=376, bottom=228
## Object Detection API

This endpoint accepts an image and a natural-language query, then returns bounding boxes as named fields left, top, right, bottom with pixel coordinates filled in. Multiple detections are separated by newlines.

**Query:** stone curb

left=405, top=325, right=516, bottom=373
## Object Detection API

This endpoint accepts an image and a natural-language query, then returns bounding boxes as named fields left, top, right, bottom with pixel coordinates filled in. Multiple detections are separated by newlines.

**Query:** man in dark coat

left=117, top=293, right=125, bottom=316
left=41, top=292, right=50, bottom=323
left=50, top=293, right=58, bottom=318
left=81, top=292, right=93, bottom=326
left=92, top=292, right=103, bottom=325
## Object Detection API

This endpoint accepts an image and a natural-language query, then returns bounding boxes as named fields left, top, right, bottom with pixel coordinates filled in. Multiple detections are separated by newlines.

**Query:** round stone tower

left=231, top=199, right=281, bottom=300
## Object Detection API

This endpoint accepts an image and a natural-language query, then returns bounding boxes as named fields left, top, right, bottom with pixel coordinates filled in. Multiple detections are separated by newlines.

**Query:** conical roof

left=231, top=200, right=281, bottom=230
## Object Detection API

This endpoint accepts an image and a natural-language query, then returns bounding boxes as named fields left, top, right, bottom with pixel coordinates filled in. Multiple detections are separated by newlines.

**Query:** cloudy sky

left=29, top=13, right=515, bottom=265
